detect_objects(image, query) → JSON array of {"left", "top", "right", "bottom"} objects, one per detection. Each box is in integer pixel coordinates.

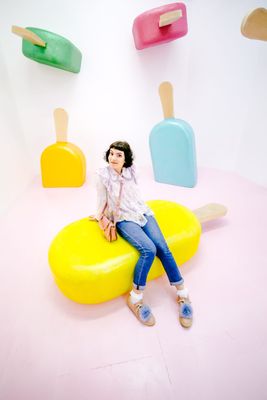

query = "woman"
[{"left": 95, "top": 141, "right": 193, "bottom": 327}]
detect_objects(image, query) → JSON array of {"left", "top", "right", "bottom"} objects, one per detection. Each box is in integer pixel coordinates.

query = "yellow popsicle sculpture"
[
  {"left": 41, "top": 108, "right": 86, "bottom": 187},
  {"left": 48, "top": 200, "right": 227, "bottom": 304}
]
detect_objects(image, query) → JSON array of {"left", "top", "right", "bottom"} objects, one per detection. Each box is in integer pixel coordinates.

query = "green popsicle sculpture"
[{"left": 12, "top": 25, "right": 82, "bottom": 73}]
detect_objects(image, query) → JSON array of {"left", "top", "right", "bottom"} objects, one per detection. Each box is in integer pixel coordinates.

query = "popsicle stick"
[
  {"left": 12, "top": 25, "right": 46, "bottom": 47},
  {"left": 159, "top": 81, "right": 174, "bottom": 119},
  {"left": 193, "top": 204, "right": 227, "bottom": 224},
  {"left": 54, "top": 108, "right": 68, "bottom": 143},
  {"left": 159, "top": 10, "right": 183, "bottom": 27}
]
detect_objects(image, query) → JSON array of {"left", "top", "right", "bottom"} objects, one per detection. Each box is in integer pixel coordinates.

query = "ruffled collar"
[{"left": 108, "top": 165, "right": 134, "bottom": 182}]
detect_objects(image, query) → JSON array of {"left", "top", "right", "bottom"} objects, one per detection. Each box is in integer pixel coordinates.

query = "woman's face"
[{"left": 108, "top": 147, "right": 125, "bottom": 174}]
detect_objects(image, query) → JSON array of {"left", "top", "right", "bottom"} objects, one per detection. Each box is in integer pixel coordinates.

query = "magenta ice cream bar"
[{"left": 132, "top": 3, "right": 188, "bottom": 50}]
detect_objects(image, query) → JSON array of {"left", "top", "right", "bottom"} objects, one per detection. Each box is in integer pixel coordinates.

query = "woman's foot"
[
  {"left": 177, "top": 288, "right": 193, "bottom": 328},
  {"left": 127, "top": 296, "right": 156, "bottom": 326}
]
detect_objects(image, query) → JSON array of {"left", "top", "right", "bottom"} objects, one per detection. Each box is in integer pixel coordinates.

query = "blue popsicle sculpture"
[{"left": 149, "top": 82, "right": 197, "bottom": 187}]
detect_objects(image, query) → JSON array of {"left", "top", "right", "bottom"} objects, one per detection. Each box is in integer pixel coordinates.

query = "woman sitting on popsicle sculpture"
[{"left": 93, "top": 141, "right": 193, "bottom": 327}]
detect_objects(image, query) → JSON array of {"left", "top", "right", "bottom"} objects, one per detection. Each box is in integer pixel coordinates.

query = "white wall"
[
  {"left": 0, "top": 44, "right": 33, "bottom": 215},
  {"left": 0, "top": 0, "right": 266, "bottom": 214}
]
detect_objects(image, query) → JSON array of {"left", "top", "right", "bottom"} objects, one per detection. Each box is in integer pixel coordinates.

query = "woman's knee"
[{"left": 141, "top": 243, "right": 157, "bottom": 258}]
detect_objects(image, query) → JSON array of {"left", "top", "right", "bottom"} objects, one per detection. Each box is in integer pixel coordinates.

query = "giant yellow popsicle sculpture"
[
  {"left": 41, "top": 108, "right": 86, "bottom": 187},
  {"left": 48, "top": 201, "right": 227, "bottom": 304}
]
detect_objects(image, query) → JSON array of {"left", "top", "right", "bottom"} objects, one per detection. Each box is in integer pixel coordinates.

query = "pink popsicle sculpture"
[{"left": 132, "top": 3, "right": 188, "bottom": 50}]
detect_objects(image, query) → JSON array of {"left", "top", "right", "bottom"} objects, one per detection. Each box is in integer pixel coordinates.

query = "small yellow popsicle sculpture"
[{"left": 41, "top": 108, "right": 86, "bottom": 187}]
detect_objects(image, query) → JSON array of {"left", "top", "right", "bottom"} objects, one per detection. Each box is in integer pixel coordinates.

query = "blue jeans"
[{"left": 116, "top": 215, "right": 184, "bottom": 290}]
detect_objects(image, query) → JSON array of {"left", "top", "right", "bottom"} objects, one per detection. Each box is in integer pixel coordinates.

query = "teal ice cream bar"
[
  {"left": 12, "top": 26, "right": 82, "bottom": 73},
  {"left": 149, "top": 82, "right": 197, "bottom": 187}
]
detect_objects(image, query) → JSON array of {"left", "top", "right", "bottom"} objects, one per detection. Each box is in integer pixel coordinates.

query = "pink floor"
[{"left": 0, "top": 167, "right": 267, "bottom": 400}]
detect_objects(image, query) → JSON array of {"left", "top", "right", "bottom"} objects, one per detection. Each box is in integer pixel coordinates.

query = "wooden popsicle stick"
[
  {"left": 54, "top": 108, "right": 68, "bottom": 143},
  {"left": 159, "top": 10, "right": 183, "bottom": 27},
  {"left": 193, "top": 204, "right": 227, "bottom": 224},
  {"left": 12, "top": 25, "right": 46, "bottom": 47},
  {"left": 159, "top": 81, "right": 174, "bottom": 119}
]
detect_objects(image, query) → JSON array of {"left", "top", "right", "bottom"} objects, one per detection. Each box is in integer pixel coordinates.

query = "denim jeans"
[{"left": 116, "top": 215, "right": 184, "bottom": 290}]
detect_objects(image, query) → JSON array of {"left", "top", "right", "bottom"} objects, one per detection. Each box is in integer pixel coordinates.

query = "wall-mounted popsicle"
[
  {"left": 132, "top": 3, "right": 188, "bottom": 50},
  {"left": 41, "top": 108, "right": 86, "bottom": 187},
  {"left": 12, "top": 26, "right": 82, "bottom": 73},
  {"left": 149, "top": 82, "right": 197, "bottom": 187},
  {"left": 241, "top": 8, "right": 267, "bottom": 41}
]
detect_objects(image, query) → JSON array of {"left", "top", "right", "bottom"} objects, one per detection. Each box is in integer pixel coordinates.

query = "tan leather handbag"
[
  {"left": 98, "top": 214, "right": 117, "bottom": 242},
  {"left": 97, "top": 182, "right": 123, "bottom": 242}
]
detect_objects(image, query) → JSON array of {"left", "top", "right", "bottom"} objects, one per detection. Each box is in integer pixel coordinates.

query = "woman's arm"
[{"left": 95, "top": 175, "right": 107, "bottom": 221}]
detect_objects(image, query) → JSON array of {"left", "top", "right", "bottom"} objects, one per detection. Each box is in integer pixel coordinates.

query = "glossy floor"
[{"left": 0, "top": 167, "right": 266, "bottom": 400}]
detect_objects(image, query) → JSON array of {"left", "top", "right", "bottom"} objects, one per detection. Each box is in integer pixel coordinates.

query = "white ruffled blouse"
[{"left": 95, "top": 165, "right": 153, "bottom": 227}]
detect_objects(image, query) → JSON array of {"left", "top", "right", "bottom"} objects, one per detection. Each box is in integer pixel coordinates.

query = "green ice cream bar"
[{"left": 12, "top": 26, "right": 82, "bottom": 73}]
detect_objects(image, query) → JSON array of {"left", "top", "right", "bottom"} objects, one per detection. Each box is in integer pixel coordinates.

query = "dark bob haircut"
[{"left": 105, "top": 141, "right": 134, "bottom": 168}]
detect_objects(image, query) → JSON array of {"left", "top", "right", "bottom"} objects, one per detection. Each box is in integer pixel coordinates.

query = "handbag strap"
[{"left": 101, "top": 181, "right": 123, "bottom": 224}]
